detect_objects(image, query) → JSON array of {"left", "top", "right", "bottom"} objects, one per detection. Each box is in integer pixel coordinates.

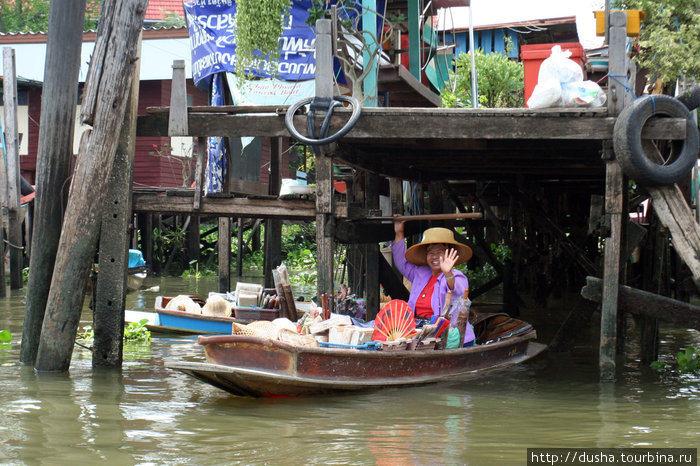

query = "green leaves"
[
  {"left": 615, "top": 0, "right": 700, "bottom": 85},
  {"left": 235, "top": 0, "right": 292, "bottom": 79},
  {"left": 441, "top": 47, "right": 524, "bottom": 108},
  {"left": 650, "top": 347, "right": 699, "bottom": 373},
  {"left": 676, "top": 347, "right": 699, "bottom": 373},
  {"left": 0, "top": 329, "right": 12, "bottom": 343},
  {"left": 124, "top": 319, "right": 151, "bottom": 342}
]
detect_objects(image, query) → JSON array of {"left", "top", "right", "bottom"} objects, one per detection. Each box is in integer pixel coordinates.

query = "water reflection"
[{"left": 2, "top": 278, "right": 700, "bottom": 464}]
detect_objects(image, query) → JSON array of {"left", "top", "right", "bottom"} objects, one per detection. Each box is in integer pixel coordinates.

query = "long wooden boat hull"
[{"left": 167, "top": 333, "right": 546, "bottom": 397}]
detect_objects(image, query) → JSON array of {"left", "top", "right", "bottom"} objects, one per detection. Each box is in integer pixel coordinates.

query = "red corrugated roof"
[{"left": 146, "top": 0, "right": 185, "bottom": 20}]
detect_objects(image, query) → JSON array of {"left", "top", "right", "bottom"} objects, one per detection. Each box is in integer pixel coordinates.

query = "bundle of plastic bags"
[{"left": 527, "top": 45, "right": 606, "bottom": 109}]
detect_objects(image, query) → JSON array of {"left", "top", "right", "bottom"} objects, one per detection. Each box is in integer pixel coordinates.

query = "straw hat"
[
  {"left": 165, "top": 295, "right": 202, "bottom": 314},
  {"left": 202, "top": 295, "right": 233, "bottom": 317},
  {"left": 405, "top": 227, "right": 472, "bottom": 266}
]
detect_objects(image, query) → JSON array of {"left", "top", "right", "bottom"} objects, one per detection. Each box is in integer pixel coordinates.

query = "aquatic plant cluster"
[{"left": 651, "top": 347, "right": 700, "bottom": 373}]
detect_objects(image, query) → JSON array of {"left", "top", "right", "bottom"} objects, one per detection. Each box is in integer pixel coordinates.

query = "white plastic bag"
[
  {"left": 561, "top": 80, "right": 607, "bottom": 107},
  {"left": 538, "top": 45, "right": 584, "bottom": 85},
  {"left": 527, "top": 78, "right": 562, "bottom": 109}
]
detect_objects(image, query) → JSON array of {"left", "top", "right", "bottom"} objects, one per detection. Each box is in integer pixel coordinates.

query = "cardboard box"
[{"left": 309, "top": 315, "right": 352, "bottom": 334}]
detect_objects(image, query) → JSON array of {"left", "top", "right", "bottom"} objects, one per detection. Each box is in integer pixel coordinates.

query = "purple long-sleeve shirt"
[{"left": 391, "top": 239, "right": 468, "bottom": 318}]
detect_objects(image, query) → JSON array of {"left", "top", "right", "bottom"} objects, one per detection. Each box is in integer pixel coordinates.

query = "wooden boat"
[
  {"left": 124, "top": 295, "right": 280, "bottom": 335},
  {"left": 166, "top": 313, "right": 547, "bottom": 397}
]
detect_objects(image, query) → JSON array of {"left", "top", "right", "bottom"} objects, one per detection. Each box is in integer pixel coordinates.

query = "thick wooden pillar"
[
  {"left": 19, "top": 0, "right": 87, "bottom": 364},
  {"left": 34, "top": 0, "right": 147, "bottom": 372},
  {"left": 315, "top": 19, "right": 335, "bottom": 302},
  {"left": 3, "top": 48, "right": 23, "bottom": 290},
  {"left": 599, "top": 11, "right": 628, "bottom": 381},
  {"left": 316, "top": 154, "right": 334, "bottom": 301},
  {"left": 264, "top": 138, "right": 283, "bottom": 288},
  {"left": 93, "top": 38, "right": 140, "bottom": 367},
  {"left": 601, "top": 149, "right": 624, "bottom": 380},
  {"left": 219, "top": 217, "right": 231, "bottom": 292}
]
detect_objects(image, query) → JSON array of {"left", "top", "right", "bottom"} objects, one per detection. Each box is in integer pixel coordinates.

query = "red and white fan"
[{"left": 372, "top": 299, "right": 417, "bottom": 341}]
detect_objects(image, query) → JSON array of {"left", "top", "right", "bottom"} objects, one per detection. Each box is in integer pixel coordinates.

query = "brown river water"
[{"left": 1, "top": 276, "right": 699, "bottom": 465}]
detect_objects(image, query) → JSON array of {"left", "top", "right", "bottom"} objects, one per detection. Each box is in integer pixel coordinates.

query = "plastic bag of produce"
[
  {"left": 538, "top": 45, "right": 584, "bottom": 84},
  {"left": 561, "top": 80, "right": 607, "bottom": 107}
]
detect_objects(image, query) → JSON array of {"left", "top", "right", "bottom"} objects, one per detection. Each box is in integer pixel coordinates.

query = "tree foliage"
[
  {"left": 614, "top": 0, "right": 700, "bottom": 85},
  {"left": 441, "top": 46, "right": 524, "bottom": 108},
  {"left": 0, "top": 0, "right": 101, "bottom": 33}
]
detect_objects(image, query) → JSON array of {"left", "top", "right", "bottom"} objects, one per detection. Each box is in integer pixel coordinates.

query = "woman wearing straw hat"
[{"left": 392, "top": 221, "right": 472, "bottom": 320}]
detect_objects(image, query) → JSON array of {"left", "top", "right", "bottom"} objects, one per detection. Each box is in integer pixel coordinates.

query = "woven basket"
[{"left": 232, "top": 321, "right": 280, "bottom": 340}]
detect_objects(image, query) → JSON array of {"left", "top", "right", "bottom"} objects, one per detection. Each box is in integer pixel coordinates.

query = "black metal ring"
[{"left": 285, "top": 95, "right": 362, "bottom": 145}]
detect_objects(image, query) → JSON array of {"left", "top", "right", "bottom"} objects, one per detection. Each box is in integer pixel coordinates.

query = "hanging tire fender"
[
  {"left": 677, "top": 86, "right": 700, "bottom": 111},
  {"left": 612, "top": 94, "right": 699, "bottom": 186}
]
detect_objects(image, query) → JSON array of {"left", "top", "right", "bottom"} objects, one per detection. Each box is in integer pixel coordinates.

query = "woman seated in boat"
[{"left": 392, "top": 221, "right": 471, "bottom": 322}]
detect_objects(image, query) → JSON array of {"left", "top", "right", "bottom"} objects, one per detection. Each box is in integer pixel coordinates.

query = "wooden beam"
[
  {"left": 358, "top": 212, "right": 483, "bottom": 222},
  {"left": 132, "top": 191, "right": 331, "bottom": 219},
  {"left": 648, "top": 184, "right": 700, "bottom": 291},
  {"left": 137, "top": 109, "right": 685, "bottom": 140},
  {"left": 582, "top": 276, "right": 700, "bottom": 330}
]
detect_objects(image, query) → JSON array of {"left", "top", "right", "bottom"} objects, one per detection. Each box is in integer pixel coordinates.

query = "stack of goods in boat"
[{"left": 227, "top": 293, "right": 495, "bottom": 352}]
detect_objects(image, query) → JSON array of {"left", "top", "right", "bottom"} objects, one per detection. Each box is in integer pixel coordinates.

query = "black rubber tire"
[
  {"left": 20, "top": 175, "right": 34, "bottom": 196},
  {"left": 613, "top": 94, "right": 699, "bottom": 186},
  {"left": 677, "top": 86, "right": 700, "bottom": 111},
  {"left": 285, "top": 95, "right": 361, "bottom": 146}
]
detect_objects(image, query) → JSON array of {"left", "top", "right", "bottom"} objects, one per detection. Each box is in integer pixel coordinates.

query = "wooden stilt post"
[
  {"left": 218, "top": 217, "right": 231, "bottom": 292},
  {"left": 600, "top": 10, "right": 628, "bottom": 381},
  {"left": 315, "top": 19, "right": 335, "bottom": 303},
  {"left": 365, "top": 172, "right": 380, "bottom": 319},
  {"left": 0, "top": 88, "right": 6, "bottom": 298},
  {"left": 389, "top": 178, "right": 403, "bottom": 215},
  {"left": 3, "top": 47, "right": 24, "bottom": 290},
  {"left": 20, "top": 1, "right": 87, "bottom": 364},
  {"left": 236, "top": 218, "right": 244, "bottom": 276},
  {"left": 34, "top": 0, "right": 148, "bottom": 373},
  {"left": 93, "top": 33, "right": 141, "bottom": 367},
  {"left": 349, "top": 171, "right": 366, "bottom": 298},
  {"left": 264, "top": 137, "right": 282, "bottom": 289},
  {"left": 142, "top": 214, "right": 154, "bottom": 271},
  {"left": 187, "top": 215, "right": 200, "bottom": 265}
]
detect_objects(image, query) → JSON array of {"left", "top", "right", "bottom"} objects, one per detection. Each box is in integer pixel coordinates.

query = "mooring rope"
[{"left": 3, "top": 239, "right": 24, "bottom": 251}]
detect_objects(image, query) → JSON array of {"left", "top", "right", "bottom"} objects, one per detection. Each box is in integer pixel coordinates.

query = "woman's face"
[{"left": 426, "top": 243, "right": 448, "bottom": 274}]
